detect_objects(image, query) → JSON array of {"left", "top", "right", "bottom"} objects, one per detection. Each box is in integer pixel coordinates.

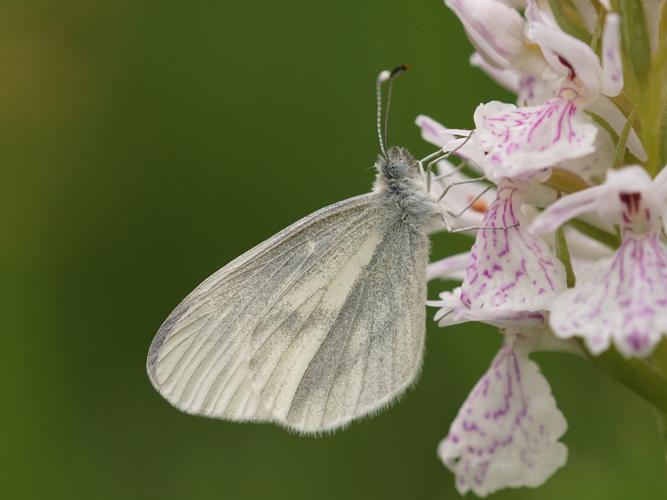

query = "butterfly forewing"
[{"left": 148, "top": 192, "right": 429, "bottom": 433}]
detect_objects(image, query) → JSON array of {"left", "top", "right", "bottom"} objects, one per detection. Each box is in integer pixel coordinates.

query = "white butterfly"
[{"left": 147, "top": 67, "right": 468, "bottom": 433}]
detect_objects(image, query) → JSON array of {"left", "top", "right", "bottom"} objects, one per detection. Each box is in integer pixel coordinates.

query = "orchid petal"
[
  {"left": 439, "top": 339, "right": 568, "bottom": 497},
  {"left": 558, "top": 125, "right": 614, "bottom": 182},
  {"left": 550, "top": 234, "right": 667, "bottom": 357},
  {"left": 445, "top": 0, "right": 526, "bottom": 69},
  {"left": 428, "top": 252, "right": 471, "bottom": 282},
  {"left": 442, "top": 128, "right": 475, "bottom": 137},
  {"left": 535, "top": 165, "right": 658, "bottom": 229},
  {"left": 586, "top": 96, "right": 648, "bottom": 161},
  {"left": 525, "top": 0, "right": 558, "bottom": 28},
  {"left": 429, "top": 290, "right": 579, "bottom": 354},
  {"left": 415, "top": 115, "right": 485, "bottom": 170},
  {"left": 470, "top": 52, "right": 521, "bottom": 94},
  {"left": 524, "top": 0, "right": 541, "bottom": 24},
  {"left": 529, "top": 185, "right": 605, "bottom": 234},
  {"left": 416, "top": 114, "right": 454, "bottom": 148},
  {"left": 654, "top": 164, "right": 667, "bottom": 201},
  {"left": 528, "top": 22, "right": 602, "bottom": 95},
  {"left": 655, "top": 164, "right": 667, "bottom": 187},
  {"left": 603, "top": 165, "right": 654, "bottom": 190},
  {"left": 474, "top": 95, "right": 598, "bottom": 181},
  {"left": 512, "top": 49, "right": 564, "bottom": 105},
  {"left": 442, "top": 136, "right": 487, "bottom": 170},
  {"left": 470, "top": 49, "right": 562, "bottom": 106},
  {"left": 600, "top": 13, "right": 623, "bottom": 97},
  {"left": 429, "top": 289, "right": 463, "bottom": 323},
  {"left": 430, "top": 289, "right": 547, "bottom": 328},
  {"left": 595, "top": 166, "right": 654, "bottom": 221},
  {"left": 461, "top": 179, "right": 567, "bottom": 310},
  {"left": 448, "top": 307, "right": 546, "bottom": 328}
]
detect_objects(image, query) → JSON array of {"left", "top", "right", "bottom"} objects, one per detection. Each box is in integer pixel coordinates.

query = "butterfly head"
[{"left": 378, "top": 146, "right": 419, "bottom": 181}]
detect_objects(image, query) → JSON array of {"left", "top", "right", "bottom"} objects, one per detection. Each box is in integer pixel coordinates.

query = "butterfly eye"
[{"left": 385, "top": 160, "right": 409, "bottom": 179}]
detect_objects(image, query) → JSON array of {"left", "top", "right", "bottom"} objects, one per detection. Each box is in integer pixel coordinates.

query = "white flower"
[
  {"left": 530, "top": 166, "right": 667, "bottom": 357},
  {"left": 525, "top": 3, "right": 623, "bottom": 100},
  {"left": 473, "top": 11, "right": 632, "bottom": 179},
  {"left": 472, "top": 89, "right": 599, "bottom": 182},
  {"left": 427, "top": 252, "right": 471, "bottom": 282},
  {"left": 417, "top": 110, "right": 614, "bottom": 186},
  {"left": 469, "top": 52, "right": 559, "bottom": 107},
  {"left": 445, "top": 0, "right": 525, "bottom": 70},
  {"left": 439, "top": 336, "right": 568, "bottom": 497},
  {"left": 445, "top": 0, "right": 560, "bottom": 106},
  {"left": 426, "top": 294, "right": 569, "bottom": 497},
  {"left": 460, "top": 178, "right": 566, "bottom": 310},
  {"left": 416, "top": 115, "right": 487, "bottom": 169},
  {"left": 430, "top": 287, "right": 547, "bottom": 328},
  {"left": 555, "top": 126, "right": 615, "bottom": 183},
  {"left": 446, "top": 0, "right": 647, "bottom": 182}
]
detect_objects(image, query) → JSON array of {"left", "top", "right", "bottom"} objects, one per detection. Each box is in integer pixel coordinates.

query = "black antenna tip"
[{"left": 390, "top": 64, "right": 411, "bottom": 77}]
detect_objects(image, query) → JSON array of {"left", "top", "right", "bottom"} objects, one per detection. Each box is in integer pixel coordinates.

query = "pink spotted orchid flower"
[
  {"left": 531, "top": 166, "right": 667, "bottom": 357},
  {"left": 441, "top": 0, "right": 646, "bottom": 183},
  {"left": 427, "top": 290, "right": 573, "bottom": 496}
]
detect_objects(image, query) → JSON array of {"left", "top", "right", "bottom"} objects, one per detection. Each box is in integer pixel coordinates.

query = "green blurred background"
[{"left": 4, "top": 1, "right": 666, "bottom": 498}]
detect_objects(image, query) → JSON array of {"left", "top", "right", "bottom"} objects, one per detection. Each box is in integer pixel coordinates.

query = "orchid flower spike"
[
  {"left": 434, "top": 0, "right": 646, "bottom": 184},
  {"left": 531, "top": 167, "right": 667, "bottom": 357},
  {"left": 417, "top": 0, "right": 667, "bottom": 495}
]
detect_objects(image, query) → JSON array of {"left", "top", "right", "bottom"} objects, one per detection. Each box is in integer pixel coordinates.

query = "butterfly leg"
[
  {"left": 418, "top": 149, "right": 445, "bottom": 188},
  {"left": 439, "top": 183, "right": 518, "bottom": 233},
  {"left": 436, "top": 177, "right": 486, "bottom": 204},
  {"left": 441, "top": 214, "right": 518, "bottom": 233},
  {"left": 425, "top": 154, "right": 451, "bottom": 193},
  {"left": 420, "top": 131, "right": 474, "bottom": 194},
  {"left": 432, "top": 159, "right": 469, "bottom": 183},
  {"left": 444, "top": 184, "right": 494, "bottom": 220}
]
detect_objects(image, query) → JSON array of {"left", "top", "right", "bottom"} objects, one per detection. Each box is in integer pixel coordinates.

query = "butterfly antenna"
[{"left": 376, "top": 64, "right": 411, "bottom": 157}]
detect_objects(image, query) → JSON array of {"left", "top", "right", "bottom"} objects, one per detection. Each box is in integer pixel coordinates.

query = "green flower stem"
[
  {"left": 555, "top": 217, "right": 576, "bottom": 288},
  {"left": 660, "top": 100, "right": 667, "bottom": 167},
  {"left": 650, "top": 340, "right": 667, "bottom": 378},
  {"left": 549, "top": 0, "right": 591, "bottom": 43},
  {"left": 589, "top": 3, "right": 606, "bottom": 53},
  {"left": 656, "top": 410, "right": 667, "bottom": 462},
  {"left": 585, "top": 339, "right": 667, "bottom": 463},
  {"left": 545, "top": 167, "right": 591, "bottom": 193},
  {"left": 656, "top": 37, "right": 667, "bottom": 170},
  {"left": 617, "top": 0, "right": 652, "bottom": 84},
  {"left": 581, "top": 341, "right": 667, "bottom": 416},
  {"left": 567, "top": 218, "right": 620, "bottom": 250},
  {"left": 613, "top": 109, "right": 636, "bottom": 168},
  {"left": 636, "top": 71, "right": 664, "bottom": 177},
  {"left": 543, "top": 169, "right": 621, "bottom": 250}
]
